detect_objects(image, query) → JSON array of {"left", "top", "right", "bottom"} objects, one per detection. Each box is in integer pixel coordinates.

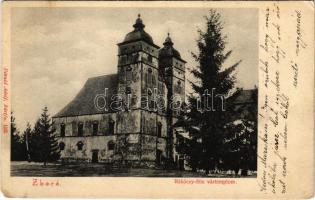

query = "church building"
[{"left": 52, "top": 15, "right": 186, "bottom": 168}]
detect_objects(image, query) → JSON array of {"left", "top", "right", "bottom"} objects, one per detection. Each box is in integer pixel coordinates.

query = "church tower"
[
  {"left": 115, "top": 15, "right": 167, "bottom": 167},
  {"left": 159, "top": 33, "right": 186, "bottom": 163}
]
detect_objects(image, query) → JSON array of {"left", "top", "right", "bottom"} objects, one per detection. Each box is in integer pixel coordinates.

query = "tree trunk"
[{"left": 241, "top": 169, "right": 248, "bottom": 176}]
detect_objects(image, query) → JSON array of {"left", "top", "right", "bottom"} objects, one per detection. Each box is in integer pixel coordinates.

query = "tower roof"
[
  {"left": 159, "top": 33, "right": 186, "bottom": 63},
  {"left": 120, "top": 14, "right": 157, "bottom": 47}
]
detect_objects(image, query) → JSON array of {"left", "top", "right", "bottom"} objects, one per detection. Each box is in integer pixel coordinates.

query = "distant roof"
[
  {"left": 53, "top": 74, "right": 118, "bottom": 118},
  {"left": 228, "top": 89, "right": 258, "bottom": 104}
]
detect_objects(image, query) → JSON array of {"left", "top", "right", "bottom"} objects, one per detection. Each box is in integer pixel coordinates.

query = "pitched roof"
[
  {"left": 228, "top": 89, "right": 258, "bottom": 104},
  {"left": 53, "top": 74, "right": 118, "bottom": 118}
]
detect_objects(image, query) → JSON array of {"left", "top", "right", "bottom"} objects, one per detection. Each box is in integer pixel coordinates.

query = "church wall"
[
  {"left": 156, "top": 114, "right": 167, "bottom": 138},
  {"left": 118, "top": 41, "right": 159, "bottom": 59},
  {"left": 140, "top": 135, "right": 157, "bottom": 161},
  {"left": 58, "top": 135, "right": 116, "bottom": 163},
  {"left": 140, "top": 111, "right": 168, "bottom": 160},
  {"left": 172, "top": 58, "right": 185, "bottom": 72},
  {"left": 116, "top": 110, "right": 141, "bottom": 134},
  {"left": 53, "top": 113, "right": 118, "bottom": 137},
  {"left": 52, "top": 113, "right": 118, "bottom": 163}
]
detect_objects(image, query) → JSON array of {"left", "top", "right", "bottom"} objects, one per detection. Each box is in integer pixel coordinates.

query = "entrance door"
[
  {"left": 92, "top": 150, "right": 99, "bottom": 163},
  {"left": 179, "top": 158, "right": 184, "bottom": 171},
  {"left": 156, "top": 150, "right": 162, "bottom": 165}
]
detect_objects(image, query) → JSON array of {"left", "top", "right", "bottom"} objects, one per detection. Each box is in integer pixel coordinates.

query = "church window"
[
  {"left": 92, "top": 122, "right": 98, "bottom": 136},
  {"left": 157, "top": 122, "right": 162, "bottom": 137},
  {"left": 78, "top": 122, "right": 84, "bottom": 137},
  {"left": 59, "top": 142, "right": 65, "bottom": 150},
  {"left": 60, "top": 123, "right": 65, "bottom": 137},
  {"left": 126, "top": 86, "right": 131, "bottom": 94},
  {"left": 148, "top": 68, "right": 152, "bottom": 86},
  {"left": 150, "top": 99, "right": 155, "bottom": 110},
  {"left": 147, "top": 89, "right": 152, "bottom": 96},
  {"left": 176, "top": 81, "right": 182, "bottom": 93},
  {"left": 108, "top": 141, "right": 115, "bottom": 150},
  {"left": 126, "top": 66, "right": 132, "bottom": 81},
  {"left": 77, "top": 141, "right": 84, "bottom": 150},
  {"left": 148, "top": 55, "right": 153, "bottom": 63},
  {"left": 108, "top": 120, "right": 115, "bottom": 135}
]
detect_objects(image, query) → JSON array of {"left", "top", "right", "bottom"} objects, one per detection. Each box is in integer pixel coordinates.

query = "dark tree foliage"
[
  {"left": 175, "top": 9, "right": 241, "bottom": 174},
  {"left": 221, "top": 89, "right": 258, "bottom": 175},
  {"left": 221, "top": 119, "right": 257, "bottom": 176},
  {"left": 11, "top": 112, "right": 27, "bottom": 161},
  {"left": 29, "top": 107, "right": 60, "bottom": 165}
]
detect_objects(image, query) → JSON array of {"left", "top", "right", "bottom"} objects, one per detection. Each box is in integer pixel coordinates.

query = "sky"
[{"left": 11, "top": 7, "right": 258, "bottom": 130}]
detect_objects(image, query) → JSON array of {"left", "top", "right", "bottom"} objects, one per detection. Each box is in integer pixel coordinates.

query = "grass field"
[
  {"left": 11, "top": 161, "right": 204, "bottom": 177},
  {"left": 11, "top": 161, "right": 256, "bottom": 177}
]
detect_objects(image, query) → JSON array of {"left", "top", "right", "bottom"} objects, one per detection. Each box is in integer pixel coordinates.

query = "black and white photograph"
[{"left": 10, "top": 7, "right": 258, "bottom": 177}]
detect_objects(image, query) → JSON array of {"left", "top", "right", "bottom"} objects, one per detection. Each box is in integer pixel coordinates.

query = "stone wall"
[
  {"left": 53, "top": 113, "right": 117, "bottom": 137},
  {"left": 58, "top": 135, "right": 116, "bottom": 163}
]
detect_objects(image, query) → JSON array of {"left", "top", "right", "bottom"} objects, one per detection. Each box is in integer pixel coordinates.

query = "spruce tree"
[
  {"left": 11, "top": 112, "right": 23, "bottom": 161},
  {"left": 30, "top": 107, "right": 60, "bottom": 165},
  {"left": 177, "top": 9, "right": 241, "bottom": 174}
]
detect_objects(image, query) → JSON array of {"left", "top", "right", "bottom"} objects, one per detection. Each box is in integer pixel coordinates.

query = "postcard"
[{"left": 1, "top": 1, "right": 314, "bottom": 198}]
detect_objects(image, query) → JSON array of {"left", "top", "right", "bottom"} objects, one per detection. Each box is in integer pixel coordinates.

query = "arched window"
[
  {"left": 126, "top": 86, "right": 131, "bottom": 94},
  {"left": 108, "top": 120, "right": 115, "bottom": 135},
  {"left": 59, "top": 142, "right": 65, "bottom": 150},
  {"left": 92, "top": 122, "right": 98, "bottom": 136},
  {"left": 60, "top": 123, "right": 65, "bottom": 137},
  {"left": 148, "top": 68, "right": 152, "bottom": 86},
  {"left": 108, "top": 141, "right": 115, "bottom": 151},
  {"left": 147, "top": 89, "right": 152, "bottom": 96},
  {"left": 157, "top": 122, "right": 162, "bottom": 137},
  {"left": 148, "top": 55, "right": 153, "bottom": 63},
  {"left": 126, "top": 66, "right": 132, "bottom": 82},
  {"left": 77, "top": 141, "right": 84, "bottom": 150},
  {"left": 78, "top": 122, "right": 84, "bottom": 136}
]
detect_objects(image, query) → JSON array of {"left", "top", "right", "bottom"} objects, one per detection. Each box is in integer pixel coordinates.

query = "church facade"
[{"left": 52, "top": 15, "right": 186, "bottom": 168}]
